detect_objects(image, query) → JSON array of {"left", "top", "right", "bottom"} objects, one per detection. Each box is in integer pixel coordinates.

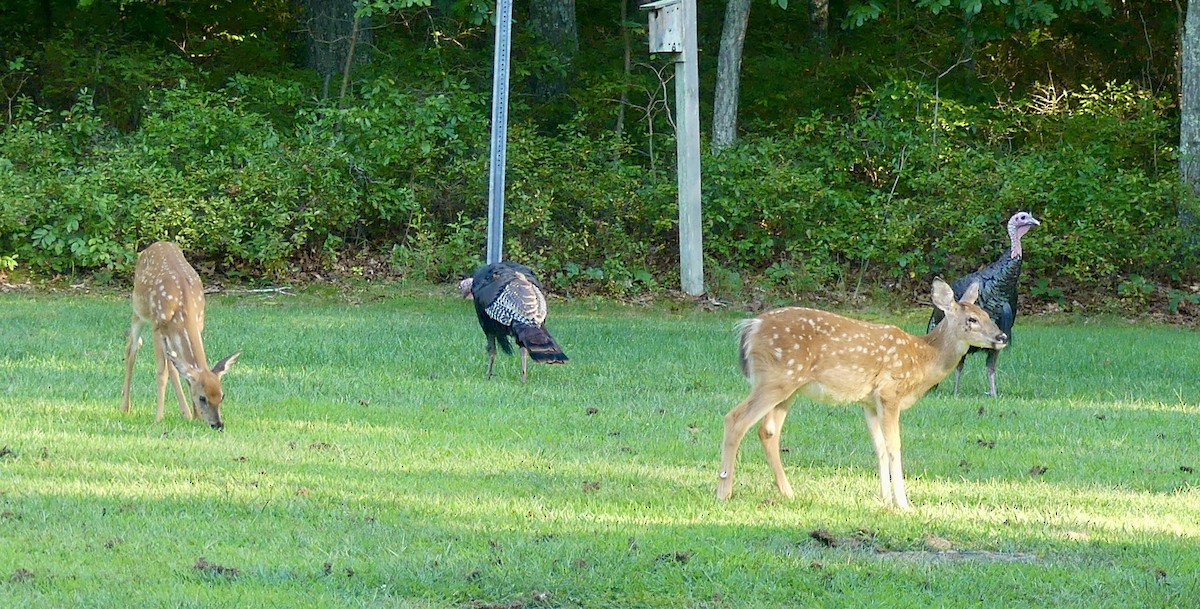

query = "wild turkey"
[
  {"left": 928, "top": 211, "right": 1041, "bottom": 396},
  {"left": 459, "top": 261, "right": 568, "bottom": 382}
]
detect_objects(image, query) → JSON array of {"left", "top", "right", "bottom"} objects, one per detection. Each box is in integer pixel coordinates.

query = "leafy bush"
[{"left": 0, "top": 71, "right": 1192, "bottom": 305}]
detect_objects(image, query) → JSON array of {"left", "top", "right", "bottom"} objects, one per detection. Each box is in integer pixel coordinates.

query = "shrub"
[{"left": 0, "top": 72, "right": 1192, "bottom": 304}]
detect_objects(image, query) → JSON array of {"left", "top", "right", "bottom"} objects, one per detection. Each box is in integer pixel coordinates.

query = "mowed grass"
[{"left": 0, "top": 285, "right": 1197, "bottom": 608}]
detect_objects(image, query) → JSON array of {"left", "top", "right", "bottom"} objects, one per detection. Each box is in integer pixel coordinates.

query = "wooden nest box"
[{"left": 641, "top": 0, "right": 683, "bottom": 54}]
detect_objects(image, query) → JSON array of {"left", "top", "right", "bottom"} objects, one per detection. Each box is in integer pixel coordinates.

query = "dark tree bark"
[
  {"left": 1181, "top": 0, "right": 1200, "bottom": 231},
  {"left": 528, "top": 0, "right": 579, "bottom": 102},
  {"left": 298, "top": 0, "right": 371, "bottom": 99},
  {"left": 712, "top": 0, "right": 751, "bottom": 153},
  {"left": 616, "top": 0, "right": 633, "bottom": 139},
  {"left": 809, "top": 0, "right": 828, "bottom": 53}
]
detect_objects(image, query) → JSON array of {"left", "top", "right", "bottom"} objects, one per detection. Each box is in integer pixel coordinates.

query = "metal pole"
[
  {"left": 676, "top": 0, "right": 704, "bottom": 295},
  {"left": 486, "top": 0, "right": 515, "bottom": 265}
]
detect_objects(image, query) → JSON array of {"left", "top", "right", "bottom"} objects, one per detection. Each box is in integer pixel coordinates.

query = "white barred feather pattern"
[{"left": 484, "top": 272, "right": 546, "bottom": 327}]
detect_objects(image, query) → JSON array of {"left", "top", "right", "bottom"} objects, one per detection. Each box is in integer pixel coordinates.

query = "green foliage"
[
  {"left": 1117, "top": 274, "right": 1155, "bottom": 307},
  {"left": 35, "top": 35, "right": 196, "bottom": 131},
  {"left": 0, "top": 79, "right": 394, "bottom": 276},
  {"left": 1167, "top": 288, "right": 1200, "bottom": 314},
  {"left": 494, "top": 124, "right": 672, "bottom": 295},
  {"left": 0, "top": 0, "right": 1193, "bottom": 306},
  {"left": 0, "top": 68, "right": 1191, "bottom": 300},
  {"left": 1029, "top": 278, "right": 1065, "bottom": 305},
  {"left": 845, "top": 0, "right": 1114, "bottom": 30}
]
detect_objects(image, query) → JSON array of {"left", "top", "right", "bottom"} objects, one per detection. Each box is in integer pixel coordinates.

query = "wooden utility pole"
[
  {"left": 643, "top": 0, "right": 704, "bottom": 295},
  {"left": 676, "top": 0, "right": 703, "bottom": 295}
]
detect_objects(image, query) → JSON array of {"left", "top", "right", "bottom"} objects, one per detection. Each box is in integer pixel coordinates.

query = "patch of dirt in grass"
[
  {"left": 469, "top": 595, "right": 551, "bottom": 609},
  {"left": 809, "top": 528, "right": 838, "bottom": 547},
  {"left": 468, "top": 601, "right": 524, "bottom": 609},
  {"left": 194, "top": 557, "right": 240, "bottom": 579},
  {"left": 0, "top": 446, "right": 15, "bottom": 459},
  {"left": 923, "top": 533, "right": 953, "bottom": 551},
  {"left": 806, "top": 528, "right": 1040, "bottom": 564},
  {"left": 883, "top": 549, "right": 1040, "bottom": 563},
  {"left": 9, "top": 568, "right": 34, "bottom": 583},
  {"left": 655, "top": 550, "right": 692, "bottom": 564},
  {"left": 809, "top": 528, "right": 876, "bottom": 549}
]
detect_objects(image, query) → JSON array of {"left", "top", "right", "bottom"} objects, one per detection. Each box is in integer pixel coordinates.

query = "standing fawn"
[
  {"left": 716, "top": 278, "right": 1007, "bottom": 510},
  {"left": 120, "top": 242, "right": 240, "bottom": 430}
]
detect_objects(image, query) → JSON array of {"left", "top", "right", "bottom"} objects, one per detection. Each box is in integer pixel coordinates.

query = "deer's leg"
[
  {"left": 758, "top": 399, "right": 796, "bottom": 499},
  {"left": 151, "top": 331, "right": 172, "bottom": 422},
  {"left": 985, "top": 348, "right": 1000, "bottom": 398},
  {"left": 159, "top": 335, "right": 193, "bottom": 419},
  {"left": 121, "top": 316, "right": 144, "bottom": 414},
  {"left": 169, "top": 363, "right": 192, "bottom": 419},
  {"left": 879, "top": 401, "right": 910, "bottom": 511},
  {"left": 862, "top": 401, "right": 892, "bottom": 507},
  {"left": 718, "top": 382, "right": 796, "bottom": 501}
]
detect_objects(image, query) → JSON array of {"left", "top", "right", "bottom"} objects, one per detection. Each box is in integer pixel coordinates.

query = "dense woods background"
[{"left": 0, "top": 0, "right": 1196, "bottom": 313}]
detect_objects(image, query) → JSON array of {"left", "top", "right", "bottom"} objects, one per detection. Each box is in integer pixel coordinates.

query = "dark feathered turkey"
[
  {"left": 459, "top": 261, "right": 568, "bottom": 382},
  {"left": 928, "top": 211, "right": 1040, "bottom": 396}
]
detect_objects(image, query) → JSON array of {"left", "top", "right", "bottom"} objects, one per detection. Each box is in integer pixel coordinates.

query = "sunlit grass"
[{"left": 0, "top": 286, "right": 1196, "bottom": 607}]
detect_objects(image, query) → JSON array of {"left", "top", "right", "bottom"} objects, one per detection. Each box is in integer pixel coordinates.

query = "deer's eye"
[
  {"left": 966, "top": 316, "right": 979, "bottom": 325},
  {"left": 198, "top": 395, "right": 208, "bottom": 406}
]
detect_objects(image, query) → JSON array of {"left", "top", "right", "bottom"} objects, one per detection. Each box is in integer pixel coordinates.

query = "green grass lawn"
[{"left": 0, "top": 285, "right": 1197, "bottom": 608}]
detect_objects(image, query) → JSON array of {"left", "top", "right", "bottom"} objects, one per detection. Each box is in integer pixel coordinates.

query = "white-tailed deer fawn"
[
  {"left": 716, "top": 278, "right": 1007, "bottom": 510},
  {"left": 120, "top": 242, "right": 240, "bottom": 430}
]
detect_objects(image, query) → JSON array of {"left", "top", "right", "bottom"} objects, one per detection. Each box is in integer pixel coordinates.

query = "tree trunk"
[
  {"left": 960, "top": 12, "right": 978, "bottom": 76},
  {"left": 712, "top": 0, "right": 752, "bottom": 153},
  {"left": 299, "top": 0, "right": 371, "bottom": 99},
  {"left": 616, "top": 0, "right": 633, "bottom": 141},
  {"left": 809, "top": 0, "right": 828, "bottom": 53},
  {"left": 528, "top": 0, "right": 579, "bottom": 102},
  {"left": 1181, "top": 0, "right": 1200, "bottom": 231}
]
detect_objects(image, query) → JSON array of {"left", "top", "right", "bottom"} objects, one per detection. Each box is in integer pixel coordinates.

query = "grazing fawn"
[
  {"left": 716, "top": 278, "right": 1007, "bottom": 510},
  {"left": 120, "top": 242, "right": 240, "bottom": 430}
]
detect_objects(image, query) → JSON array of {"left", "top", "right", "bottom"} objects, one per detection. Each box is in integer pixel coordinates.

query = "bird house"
[{"left": 641, "top": 0, "right": 683, "bottom": 54}]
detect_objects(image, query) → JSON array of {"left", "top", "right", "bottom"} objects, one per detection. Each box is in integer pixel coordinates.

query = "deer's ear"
[
  {"left": 931, "top": 278, "right": 956, "bottom": 312},
  {"left": 959, "top": 280, "right": 981, "bottom": 305},
  {"left": 212, "top": 351, "right": 240, "bottom": 377},
  {"left": 162, "top": 340, "right": 200, "bottom": 382}
]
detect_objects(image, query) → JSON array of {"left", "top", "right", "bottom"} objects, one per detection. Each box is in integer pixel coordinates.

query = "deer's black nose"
[{"left": 211, "top": 422, "right": 224, "bottom": 431}]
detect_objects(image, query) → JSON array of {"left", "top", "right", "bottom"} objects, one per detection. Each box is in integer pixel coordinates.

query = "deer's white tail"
[{"left": 735, "top": 318, "right": 762, "bottom": 381}]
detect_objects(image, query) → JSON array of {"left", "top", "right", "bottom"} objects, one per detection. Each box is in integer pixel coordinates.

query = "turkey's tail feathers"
[{"left": 514, "top": 324, "right": 568, "bottom": 363}]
